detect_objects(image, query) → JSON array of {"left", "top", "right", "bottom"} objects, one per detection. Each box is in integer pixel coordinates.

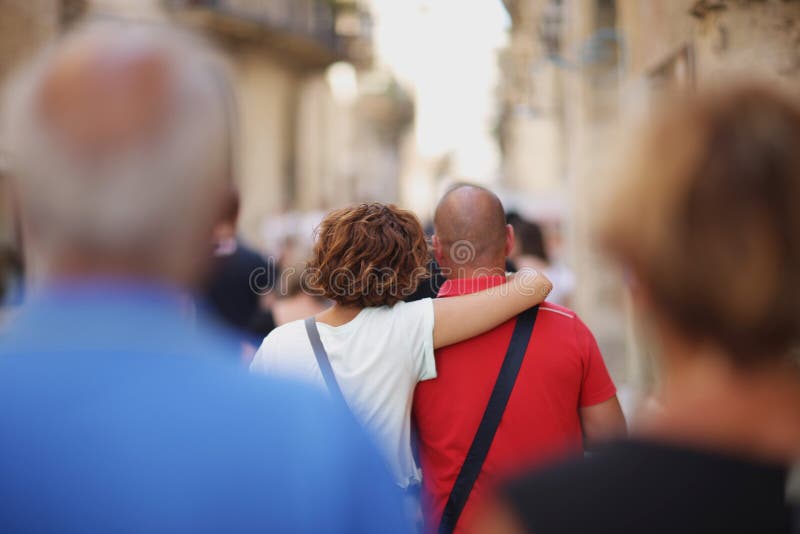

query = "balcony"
[{"left": 168, "top": 0, "right": 372, "bottom": 69}]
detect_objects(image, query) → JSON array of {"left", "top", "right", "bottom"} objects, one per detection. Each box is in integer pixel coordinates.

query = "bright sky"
[{"left": 369, "top": 0, "right": 510, "bottom": 180}]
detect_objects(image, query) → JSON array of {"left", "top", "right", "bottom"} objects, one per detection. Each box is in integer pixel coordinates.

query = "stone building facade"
[
  {"left": 0, "top": 0, "right": 412, "bottom": 254},
  {"left": 500, "top": 0, "right": 800, "bottom": 391},
  {"left": 169, "top": 0, "right": 411, "bottom": 251},
  {"left": 0, "top": 0, "right": 63, "bottom": 263}
]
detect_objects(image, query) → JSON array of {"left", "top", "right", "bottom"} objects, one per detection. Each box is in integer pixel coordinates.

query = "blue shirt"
[{"left": 0, "top": 280, "right": 408, "bottom": 533}]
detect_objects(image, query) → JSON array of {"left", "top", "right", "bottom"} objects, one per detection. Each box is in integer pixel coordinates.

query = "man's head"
[
  {"left": 1, "top": 19, "right": 234, "bottom": 287},
  {"left": 432, "top": 184, "right": 513, "bottom": 279}
]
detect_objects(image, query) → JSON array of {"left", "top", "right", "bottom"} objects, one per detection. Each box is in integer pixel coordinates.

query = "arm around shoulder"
[{"left": 432, "top": 269, "right": 552, "bottom": 349}]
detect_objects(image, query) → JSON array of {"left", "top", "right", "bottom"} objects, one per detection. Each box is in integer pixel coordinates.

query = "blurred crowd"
[{"left": 0, "top": 15, "right": 798, "bottom": 534}]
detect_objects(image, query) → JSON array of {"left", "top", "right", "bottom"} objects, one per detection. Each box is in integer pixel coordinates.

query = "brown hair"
[
  {"left": 601, "top": 84, "right": 800, "bottom": 365},
  {"left": 306, "top": 202, "right": 430, "bottom": 307}
]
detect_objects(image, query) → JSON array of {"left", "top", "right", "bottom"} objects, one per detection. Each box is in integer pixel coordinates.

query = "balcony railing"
[{"left": 169, "top": 0, "right": 371, "bottom": 67}]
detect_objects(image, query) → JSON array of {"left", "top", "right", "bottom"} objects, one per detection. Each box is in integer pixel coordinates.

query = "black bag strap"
[
  {"left": 304, "top": 317, "right": 348, "bottom": 407},
  {"left": 438, "top": 305, "right": 540, "bottom": 534}
]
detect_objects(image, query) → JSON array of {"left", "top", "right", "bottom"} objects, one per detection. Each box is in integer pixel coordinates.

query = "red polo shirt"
[{"left": 412, "top": 276, "right": 617, "bottom": 533}]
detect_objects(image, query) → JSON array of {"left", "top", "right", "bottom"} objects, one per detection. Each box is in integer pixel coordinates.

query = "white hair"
[{"left": 1, "top": 18, "right": 235, "bottom": 279}]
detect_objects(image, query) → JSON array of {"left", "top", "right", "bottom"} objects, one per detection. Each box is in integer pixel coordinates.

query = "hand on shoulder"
[{"left": 508, "top": 268, "right": 553, "bottom": 300}]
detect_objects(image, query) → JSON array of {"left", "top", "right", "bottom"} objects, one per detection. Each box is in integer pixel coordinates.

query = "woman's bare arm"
[{"left": 432, "top": 269, "right": 552, "bottom": 349}]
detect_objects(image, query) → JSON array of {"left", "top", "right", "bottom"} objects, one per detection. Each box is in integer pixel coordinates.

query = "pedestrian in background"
[
  {"left": 0, "top": 19, "right": 408, "bottom": 533},
  {"left": 509, "top": 216, "right": 575, "bottom": 307},
  {"left": 204, "top": 187, "right": 276, "bottom": 361}
]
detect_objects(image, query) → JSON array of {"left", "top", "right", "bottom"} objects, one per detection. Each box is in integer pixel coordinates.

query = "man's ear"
[
  {"left": 504, "top": 224, "right": 515, "bottom": 258},
  {"left": 432, "top": 234, "right": 444, "bottom": 265}
]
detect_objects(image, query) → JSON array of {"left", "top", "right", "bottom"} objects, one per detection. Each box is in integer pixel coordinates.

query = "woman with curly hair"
[{"left": 251, "top": 202, "right": 552, "bottom": 490}]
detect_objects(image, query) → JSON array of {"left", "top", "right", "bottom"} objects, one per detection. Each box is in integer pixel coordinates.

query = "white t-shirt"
[{"left": 250, "top": 298, "right": 436, "bottom": 488}]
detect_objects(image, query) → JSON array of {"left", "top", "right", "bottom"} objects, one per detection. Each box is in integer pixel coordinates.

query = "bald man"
[
  {"left": 0, "top": 19, "right": 407, "bottom": 533},
  {"left": 413, "top": 185, "right": 625, "bottom": 533}
]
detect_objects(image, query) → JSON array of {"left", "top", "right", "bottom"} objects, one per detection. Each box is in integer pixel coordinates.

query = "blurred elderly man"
[{"left": 0, "top": 19, "right": 407, "bottom": 533}]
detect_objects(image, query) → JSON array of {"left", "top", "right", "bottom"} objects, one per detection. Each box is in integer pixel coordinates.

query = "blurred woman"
[
  {"left": 269, "top": 261, "right": 330, "bottom": 326},
  {"left": 479, "top": 86, "right": 800, "bottom": 533},
  {"left": 251, "top": 202, "right": 551, "bottom": 491},
  {"left": 511, "top": 219, "right": 575, "bottom": 307}
]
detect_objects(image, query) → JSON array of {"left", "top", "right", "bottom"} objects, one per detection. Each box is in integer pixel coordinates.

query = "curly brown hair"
[{"left": 306, "top": 203, "right": 430, "bottom": 307}]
